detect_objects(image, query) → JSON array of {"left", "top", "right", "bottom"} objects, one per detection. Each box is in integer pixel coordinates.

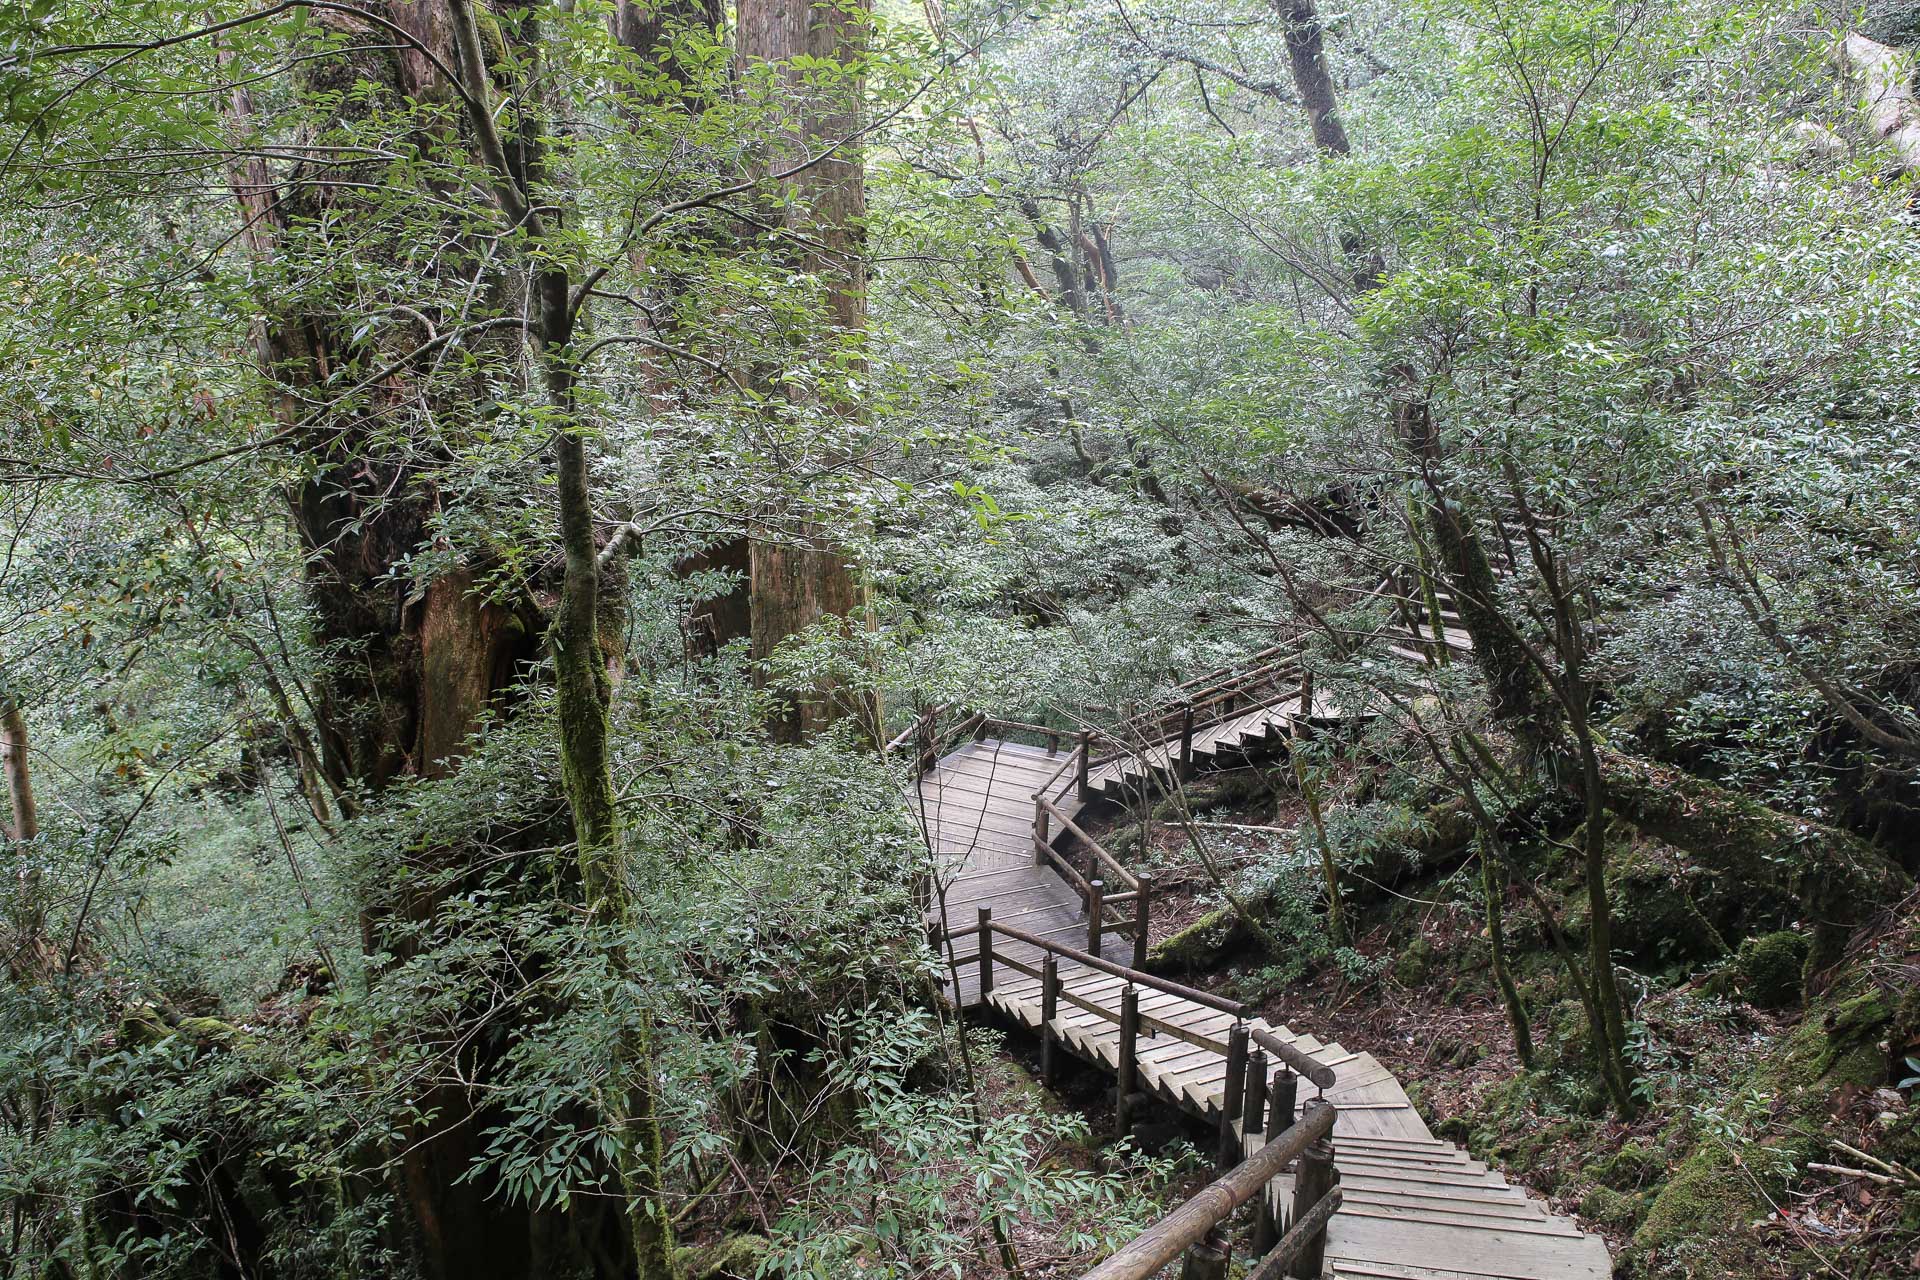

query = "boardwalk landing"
[{"left": 914, "top": 737, "right": 1610, "bottom": 1280}]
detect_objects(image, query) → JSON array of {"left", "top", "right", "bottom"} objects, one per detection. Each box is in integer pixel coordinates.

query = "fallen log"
[{"left": 1600, "top": 749, "right": 1911, "bottom": 976}]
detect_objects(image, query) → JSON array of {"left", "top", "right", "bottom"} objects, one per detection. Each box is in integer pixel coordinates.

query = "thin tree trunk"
[
  {"left": 1292, "top": 755, "right": 1346, "bottom": 947},
  {"left": 1, "top": 699, "right": 35, "bottom": 843},
  {"left": 443, "top": 2, "right": 677, "bottom": 1270},
  {"left": 1479, "top": 843, "right": 1534, "bottom": 1069}
]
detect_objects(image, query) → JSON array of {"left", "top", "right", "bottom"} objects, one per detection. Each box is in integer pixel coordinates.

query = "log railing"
[
  {"left": 942, "top": 924, "right": 1344, "bottom": 1280},
  {"left": 1030, "top": 771, "right": 1148, "bottom": 965},
  {"left": 949, "top": 916, "right": 1244, "bottom": 1036},
  {"left": 1094, "top": 640, "right": 1317, "bottom": 782},
  {"left": 886, "top": 705, "right": 1089, "bottom": 783},
  {"left": 1082, "top": 1097, "right": 1342, "bottom": 1280}
]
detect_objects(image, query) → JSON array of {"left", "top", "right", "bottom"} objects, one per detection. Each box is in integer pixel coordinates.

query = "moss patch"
[
  {"left": 1628, "top": 975, "right": 1896, "bottom": 1272},
  {"left": 676, "top": 1234, "right": 770, "bottom": 1280},
  {"left": 1735, "top": 931, "right": 1810, "bottom": 1010}
]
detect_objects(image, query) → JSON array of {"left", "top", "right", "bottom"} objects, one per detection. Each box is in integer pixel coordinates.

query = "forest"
[{"left": 3, "top": 0, "right": 1919, "bottom": 1277}]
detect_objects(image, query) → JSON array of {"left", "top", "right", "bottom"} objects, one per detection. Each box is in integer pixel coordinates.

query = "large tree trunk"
[
  {"left": 222, "top": 8, "right": 555, "bottom": 1277},
  {"left": 230, "top": 3, "right": 538, "bottom": 805},
  {"left": 738, "top": 0, "right": 875, "bottom": 742}
]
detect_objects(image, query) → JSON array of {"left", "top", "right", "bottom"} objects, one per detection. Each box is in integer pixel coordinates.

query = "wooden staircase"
[
  {"left": 897, "top": 723, "right": 1609, "bottom": 1279},
  {"left": 889, "top": 533, "right": 1609, "bottom": 1277}
]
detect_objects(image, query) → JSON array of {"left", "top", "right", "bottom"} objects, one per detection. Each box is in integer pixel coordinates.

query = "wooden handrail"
[
  {"left": 1032, "top": 747, "right": 1079, "bottom": 803},
  {"left": 1080, "top": 1101, "right": 1337, "bottom": 1280},
  {"left": 979, "top": 715, "right": 1071, "bottom": 743},
  {"left": 1038, "top": 797, "right": 1138, "bottom": 891},
  {"left": 1098, "top": 658, "right": 1307, "bottom": 754},
  {"left": 1250, "top": 1026, "right": 1337, "bottom": 1090},
  {"left": 882, "top": 703, "right": 946, "bottom": 755},
  {"left": 977, "top": 947, "right": 1241, "bottom": 1053},
  {"left": 1036, "top": 844, "right": 1094, "bottom": 899},
  {"left": 1245, "top": 1188, "right": 1344, "bottom": 1280},
  {"left": 967, "top": 919, "right": 1248, "bottom": 1016}
]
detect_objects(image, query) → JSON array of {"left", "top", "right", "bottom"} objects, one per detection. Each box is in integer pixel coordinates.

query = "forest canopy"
[{"left": 2, "top": 1, "right": 1919, "bottom": 1278}]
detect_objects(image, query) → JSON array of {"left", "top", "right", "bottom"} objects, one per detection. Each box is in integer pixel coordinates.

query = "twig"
[{"left": 1807, "top": 1162, "right": 1898, "bottom": 1186}]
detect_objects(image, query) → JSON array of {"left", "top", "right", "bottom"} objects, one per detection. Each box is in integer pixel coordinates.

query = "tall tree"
[
  {"left": 738, "top": 0, "right": 875, "bottom": 742},
  {"left": 220, "top": 6, "right": 563, "bottom": 1272}
]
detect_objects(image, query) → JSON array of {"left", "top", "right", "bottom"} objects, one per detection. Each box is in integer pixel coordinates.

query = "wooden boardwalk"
[
  {"left": 912, "top": 727, "right": 1610, "bottom": 1279},
  {"left": 912, "top": 738, "right": 1139, "bottom": 1005}
]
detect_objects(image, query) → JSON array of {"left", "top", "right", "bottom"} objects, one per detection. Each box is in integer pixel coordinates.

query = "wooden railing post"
[
  {"left": 1298, "top": 671, "right": 1314, "bottom": 722},
  {"left": 977, "top": 907, "right": 994, "bottom": 1000},
  {"left": 1219, "top": 1022, "right": 1248, "bottom": 1170},
  {"left": 1115, "top": 985, "right": 1140, "bottom": 1142},
  {"left": 1033, "top": 794, "right": 1049, "bottom": 866},
  {"left": 1254, "top": 1066, "right": 1295, "bottom": 1256},
  {"left": 1076, "top": 729, "right": 1092, "bottom": 802},
  {"left": 1040, "top": 952, "right": 1060, "bottom": 1086},
  {"left": 1131, "top": 875, "right": 1151, "bottom": 969},
  {"left": 1241, "top": 1049, "right": 1268, "bottom": 1159},
  {"left": 1270, "top": 1067, "right": 1298, "bottom": 1137},
  {"left": 918, "top": 708, "right": 939, "bottom": 771},
  {"left": 1087, "top": 879, "right": 1105, "bottom": 954},
  {"left": 1179, "top": 1226, "right": 1229, "bottom": 1280},
  {"left": 1287, "top": 1139, "right": 1337, "bottom": 1280},
  {"left": 1179, "top": 704, "right": 1195, "bottom": 770}
]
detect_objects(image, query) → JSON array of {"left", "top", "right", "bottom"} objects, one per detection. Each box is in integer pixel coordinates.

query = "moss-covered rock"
[
  {"left": 1734, "top": 930, "right": 1811, "bottom": 1009},
  {"left": 1542, "top": 998, "right": 1594, "bottom": 1073},
  {"left": 1579, "top": 1185, "right": 1646, "bottom": 1231},
  {"left": 1627, "top": 973, "right": 1897, "bottom": 1274},
  {"left": 1561, "top": 836, "right": 1727, "bottom": 969},
  {"left": 1149, "top": 907, "right": 1252, "bottom": 971},
  {"left": 1393, "top": 935, "right": 1435, "bottom": 985},
  {"left": 1591, "top": 1140, "right": 1664, "bottom": 1191},
  {"left": 676, "top": 1235, "right": 770, "bottom": 1280}
]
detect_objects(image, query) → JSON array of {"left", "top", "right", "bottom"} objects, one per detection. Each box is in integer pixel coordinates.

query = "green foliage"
[{"left": 763, "top": 1013, "right": 1174, "bottom": 1278}]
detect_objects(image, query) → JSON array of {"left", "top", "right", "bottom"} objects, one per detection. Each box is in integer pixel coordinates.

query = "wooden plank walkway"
[
  {"left": 913, "top": 739, "right": 1139, "bottom": 1005},
  {"left": 914, "top": 732, "right": 1610, "bottom": 1279}
]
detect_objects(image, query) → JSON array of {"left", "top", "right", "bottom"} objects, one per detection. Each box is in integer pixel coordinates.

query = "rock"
[
  {"left": 1591, "top": 1141, "right": 1664, "bottom": 1191},
  {"left": 1393, "top": 935, "right": 1435, "bottom": 986},
  {"left": 1782, "top": 120, "right": 1847, "bottom": 162},
  {"left": 676, "top": 1236, "right": 771, "bottom": 1280},
  {"left": 1579, "top": 1185, "right": 1646, "bottom": 1231}
]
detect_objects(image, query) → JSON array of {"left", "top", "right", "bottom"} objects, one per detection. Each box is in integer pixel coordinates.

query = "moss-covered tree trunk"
[
  {"left": 222, "top": 8, "right": 550, "bottom": 1275},
  {"left": 444, "top": 1, "right": 678, "bottom": 1271},
  {"left": 233, "top": 4, "right": 536, "bottom": 806}
]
